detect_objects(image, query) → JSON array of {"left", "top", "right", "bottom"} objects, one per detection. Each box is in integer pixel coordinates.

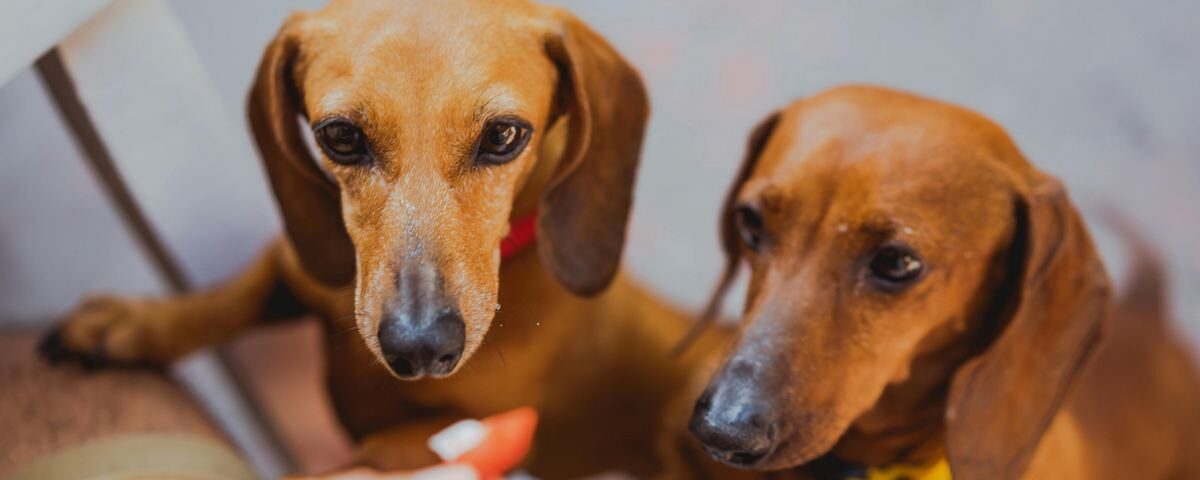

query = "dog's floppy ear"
[
  {"left": 539, "top": 12, "right": 649, "bottom": 296},
  {"left": 946, "top": 174, "right": 1111, "bottom": 479},
  {"left": 248, "top": 17, "right": 355, "bottom": 286},
  {"left": 672, "top": 111, "right": 780, "bottom": 355}
]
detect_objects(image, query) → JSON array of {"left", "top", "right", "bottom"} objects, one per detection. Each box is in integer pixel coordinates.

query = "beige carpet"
[{"left": 0, "top": 331, "right": 219, "bottom": 477}]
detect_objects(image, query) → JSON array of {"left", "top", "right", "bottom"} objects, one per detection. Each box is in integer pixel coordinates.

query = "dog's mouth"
[
  {"left": 747, "top": 439, "right": 865, "bottom": 479},
  {"left": 736, "top": 417, "right": 937, "bottom": 478},
  {"left": 705, "top": 418, "right": 857, "bottom": 474}
]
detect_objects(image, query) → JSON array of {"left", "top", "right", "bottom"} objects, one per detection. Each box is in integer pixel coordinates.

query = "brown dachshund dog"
[
  {"left": 39, "top": 0, "right": 731, "bottom": 477},
  {"left": 688, "top": 85, "right": 1200, "bottom": 479}
]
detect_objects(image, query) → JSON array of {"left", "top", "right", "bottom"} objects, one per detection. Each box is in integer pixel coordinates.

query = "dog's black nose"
[
  {"left": 378, "top": 308, "right": 465, "bottom": 379},
  {"left": 689, "top": 379, "right": 777, "bottom": 468}
]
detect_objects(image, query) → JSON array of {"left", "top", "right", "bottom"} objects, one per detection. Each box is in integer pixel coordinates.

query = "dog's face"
[
  {"left": 249, "top": 0, "right": 648, "bottom": 379},
  {"left": 691, "top": 86, "right": 1109, "bottom": 476},
  {"left": 299, "top": 0, "right": 559, "bottom": 378}
]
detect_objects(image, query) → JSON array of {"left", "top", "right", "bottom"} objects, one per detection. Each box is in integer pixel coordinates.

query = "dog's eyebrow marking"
[
  {"left": 853, "top": 214, "right": 900, "bottom": 242},
  {"left": 760, "top": 185, "right": 785, "bottom": 212},
  {"left": 473, "top": 91, "right": 505, "bottom": 123},
  {"left": 313, "top": 89, "right": 374, "bottom": 126},
  {"left": 473, "top": 89, "right": 527, "bottom": 125},
  {"left": 318, "top": 90, "right": 352, "bottom": 115}
]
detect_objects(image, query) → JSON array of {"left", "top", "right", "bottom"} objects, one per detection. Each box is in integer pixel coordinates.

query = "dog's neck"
[{"left": 500, "top": 210, "right": 539, "bottom": 260}]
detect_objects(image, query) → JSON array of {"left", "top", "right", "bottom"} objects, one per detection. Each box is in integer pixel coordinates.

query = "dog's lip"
[
  {"left": 704, "top": 441, "right": 780, "bottom": 469},
  {"left": 774, "top": 421, "right": 871, "bottom": 472},
  {"left": 714, "top": 417, "right": 858, "bottom": 471}
]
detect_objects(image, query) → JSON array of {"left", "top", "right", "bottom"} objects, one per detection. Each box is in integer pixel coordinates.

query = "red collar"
[{"left": 500, "top": 209, "right": 538, "bottom": 261}]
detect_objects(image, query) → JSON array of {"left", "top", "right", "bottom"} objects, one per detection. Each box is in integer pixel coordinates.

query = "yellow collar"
[{"left": 850, "top": 457, "right": 951, "bottom": 480}]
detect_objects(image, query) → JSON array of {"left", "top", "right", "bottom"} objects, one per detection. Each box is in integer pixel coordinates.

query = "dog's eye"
[
  {"left": 476, "top": 117, "right": 532, "bottom": 165},
  {"left": 314, "top": 119, "right": 370, "bottom": 165},
  {"left": 734, "top": 204, "right": 767, "bottom": 252},
  {"left": 868, "top": 245, "right": 924, "bottom": 289}
]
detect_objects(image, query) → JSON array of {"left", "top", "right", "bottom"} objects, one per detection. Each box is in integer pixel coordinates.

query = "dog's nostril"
[
  {"left": 436, "top": 353, "right": 457, "bottom": 366},
  {"left": 388, "top": 356, "right": 415, "bottom": 377},
  {"left": 747, "top": 412, "right": 770, "bottom": 430}
]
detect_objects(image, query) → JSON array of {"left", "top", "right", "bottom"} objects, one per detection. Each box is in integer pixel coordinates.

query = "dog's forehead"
[
  {"left": 778, "top": 86, "right": 1018, "bottom": 168},
  {"left": 755, "top": 87, "right": 1025, "bottom": 197},
  {"left": 298, "top": 0, "right": 553, "bottom": 114},
  {"left": 308, "top": 0, "right": 547, "bottom": 54},
  {"left": 745, "top": 87, "right": 1020, "bottom": 248},
  {"left": 285, "top": 0, "right": 563, "bottom": 171}
]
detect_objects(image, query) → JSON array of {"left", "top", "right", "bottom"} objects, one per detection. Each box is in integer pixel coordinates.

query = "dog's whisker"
[
  {"left": 492, "top": 342, "right": 508, "bottom": 369},
  {"left": 331, "top": 311, "right": 371, "bottom": 325},
  {"left": 329, "top": 324, "right": 360, "bottom": 340}
]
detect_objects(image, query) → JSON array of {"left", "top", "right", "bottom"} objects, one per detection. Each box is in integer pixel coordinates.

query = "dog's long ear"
[
  {"left": 946, "top": 174, "right": 1111, "bottom": 479},
  {"left": 248, "top": 18, "right": 355, "bottom": 286},
  {"left": 673, "top": 111, "right": 780, "bottom": 355},
  {"left": 540, "top": 12, "right": 649, "bottom": 296}
]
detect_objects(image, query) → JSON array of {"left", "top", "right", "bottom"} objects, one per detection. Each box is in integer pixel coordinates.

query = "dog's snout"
[
  {"left": 378, "top": 308, "right": 465, "bottom": 379},
  {"left": 689, "top": 361, "right": 780, "bottom": 468}
]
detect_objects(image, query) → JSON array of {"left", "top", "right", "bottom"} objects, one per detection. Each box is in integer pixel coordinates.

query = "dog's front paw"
[{"left": 40, "top": 295, "right": 173, "bottom": 369}]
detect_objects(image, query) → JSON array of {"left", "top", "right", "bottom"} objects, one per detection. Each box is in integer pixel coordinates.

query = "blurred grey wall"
[{"left": 2, "top": 0, "right": 1197, "bottom": 345}]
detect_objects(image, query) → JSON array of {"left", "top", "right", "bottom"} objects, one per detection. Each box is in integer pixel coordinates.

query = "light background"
[{"left": 2, "top": 0, "right": 1197, "bottom": 348}]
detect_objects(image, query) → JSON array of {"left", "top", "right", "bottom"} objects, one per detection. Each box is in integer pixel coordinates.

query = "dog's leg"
[{"left": 41, "top": 237, "right": 312, "bottom": 367}]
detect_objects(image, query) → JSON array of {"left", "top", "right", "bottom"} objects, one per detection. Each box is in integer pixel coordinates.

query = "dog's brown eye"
[
  {"left": 734, "top": 204, "right": 767, "bottom": 252},
  {"left": 488, "top": 124, "right": 516, "bottom": 148},
  {"left": 868, "top": 245, "right": 924, "bottom": 289},
  {"left": 476, "top": 117, "right": 532, "bottom": 165},
  {"left": 314, "top": 119, "right": 370, "bottom": 164}
]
